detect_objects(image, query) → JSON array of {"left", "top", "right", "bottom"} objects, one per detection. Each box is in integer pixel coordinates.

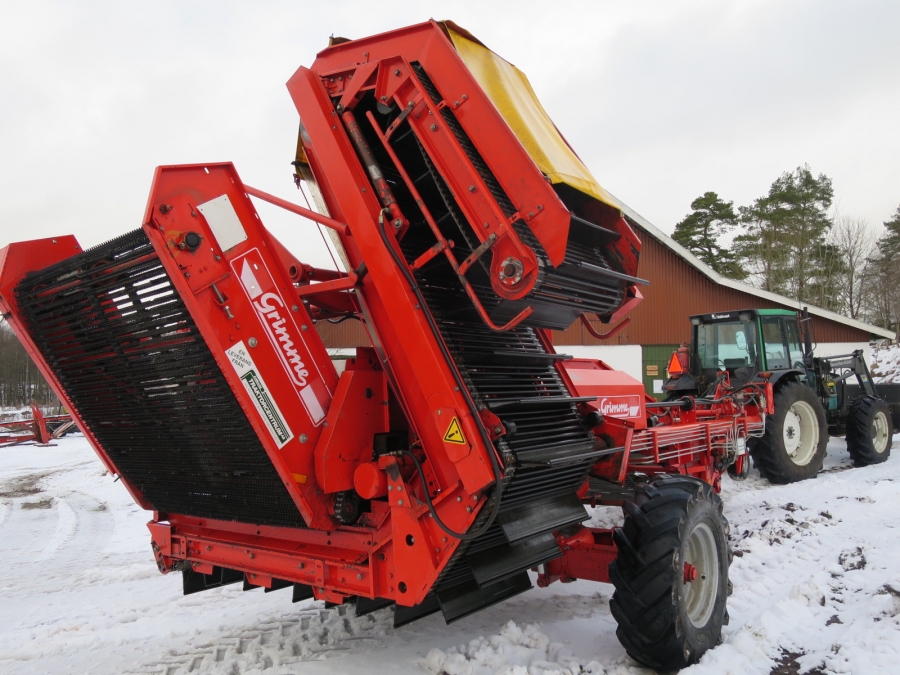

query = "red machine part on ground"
[{"left": 0, "top": 19, "right": 771, "bottom": 668}]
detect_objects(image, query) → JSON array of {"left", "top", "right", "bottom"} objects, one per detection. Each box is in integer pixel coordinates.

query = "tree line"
[
  {"left": 0, "top": 322, "right": 59, "bottom": 409},
  {"left": 672, "top": 164, "right": 900, "bottom": 331}
]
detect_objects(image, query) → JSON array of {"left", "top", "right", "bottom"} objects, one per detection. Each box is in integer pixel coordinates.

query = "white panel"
[
  {"left": 198, "top": 194, "right": 248, "bottom": 252},
  {"left": 558, "top": 345, "right": 644, "bottom": 382}
]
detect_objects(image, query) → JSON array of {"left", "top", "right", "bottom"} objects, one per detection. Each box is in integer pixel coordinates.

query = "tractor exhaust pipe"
[{"left": 801, "top": 306, "right": 814, "bottom": 364}]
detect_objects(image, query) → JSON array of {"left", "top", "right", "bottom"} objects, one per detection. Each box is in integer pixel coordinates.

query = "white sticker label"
[
  {"left": 198, "top": 193, "right": 248, "bottom": 252},
  {"left": 226, "top": 341, "right": 293, "bottom": 448}
]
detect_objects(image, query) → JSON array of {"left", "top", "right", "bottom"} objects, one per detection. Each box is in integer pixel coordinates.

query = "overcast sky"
[{"left": 1, "top": 0, "right": 897, "bottom": 270}]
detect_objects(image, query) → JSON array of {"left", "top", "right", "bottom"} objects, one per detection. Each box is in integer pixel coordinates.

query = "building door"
[{"left": 641, "top": 345, "right": 680, "bottom": 397}]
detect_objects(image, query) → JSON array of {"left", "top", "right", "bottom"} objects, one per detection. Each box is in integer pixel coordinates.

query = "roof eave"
[{"left": 613, "top": 197, "right": 897, "bottom": 342}]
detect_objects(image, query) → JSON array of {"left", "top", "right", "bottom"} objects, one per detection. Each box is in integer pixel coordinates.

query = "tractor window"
[
  {"left": 696, "top": 320, "right": 758, "bottom": 371},
  {"left": 761, "top": 317, "right": 790, "bottom": 369},
  {"left": 783, "top": 319, "right": 804, "bottom": 368}
]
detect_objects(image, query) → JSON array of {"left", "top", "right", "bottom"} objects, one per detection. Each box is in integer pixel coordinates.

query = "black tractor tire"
[
  {"left": 846, "top": 396, "right": 893, "bottom": 466},
  {"left": 750, "top": 381, "right": 827, "bottom": 484},
  {"left": 610, "top": 475, "right": 731, "bottom": 670}
]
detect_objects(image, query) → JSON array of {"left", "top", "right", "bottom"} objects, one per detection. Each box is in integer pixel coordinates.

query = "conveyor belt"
[
  {"left": 14, "top": 230, "right": 306, "bottom": 528},
  {"left": 411, "top": 62, "right": 627, "bottom": 330},
  {"left": 364, "top": 94, "right": 602, "bottom": 622}
]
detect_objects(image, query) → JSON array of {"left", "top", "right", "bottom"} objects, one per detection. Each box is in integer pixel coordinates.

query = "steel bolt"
[
  {"left": 291, "top": 304, "right": 299, "bottom": 312},
  {"left": 183, "top": 271, "right": 190, "bottom": 279},
  {"left": 358, "top": 573, "right": 364, "bottom": 580},
  {"left": 394, "top": 69, "right": 401, "bottom": 76},
  {"left": 248, "top": 337, "right": 258, "bottom": 348},
  {"left": 214, "top": 255, "right": 221, "bottom": 261},
  {"left": 206, "top": 546, "right": 211, "bottom": 551},
  {"left": 397, "top": 499, "right": 404, "bottom": 506},
  {"left": 468, "top": 185, "right": 475, "bottom": 192},
  {"left": 299, "top": 562, "right": 305, "bottom": 569},
  {"left": 466, "top": 506, "right": 472, "bottom": 513},
  {"left": 494, "top": 426, "right": 502, "bottom": 434},
  {"left": 301, "top": 324, "right": 308, "bottom": 331},
  {"left": 249, "top": 553, "right": 255, "bottom": 559},
  {"left": 430, "top": 124, "right": 437, "bottom": 131},
  {"left": 388, "top": 485, "right": 393, "bottom": 491},
  {"left": 381, "top": 96, "right": 387, "bottom": 101},
  {"left": 456, "top": 496, "right": 462, "bottom": 502},
  {"left": 299, "top": 434, "right": 308, "bottom": 443}
]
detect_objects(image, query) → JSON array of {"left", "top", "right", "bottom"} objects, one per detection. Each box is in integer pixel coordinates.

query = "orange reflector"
[{"left": 667, "top": 351, "right": 683, "bottom": 377}]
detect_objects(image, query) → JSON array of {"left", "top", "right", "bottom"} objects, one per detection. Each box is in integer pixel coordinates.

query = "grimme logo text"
[
  {"left": 599, "top": 398, "right": 631, "bottom": 416},
  {"left": 253, "top": 292, "right": 310, "bottom": 387}
]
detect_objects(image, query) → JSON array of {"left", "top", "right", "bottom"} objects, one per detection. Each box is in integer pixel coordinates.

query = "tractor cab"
[{"left": 666, "top": 309, "right": 805, "bottom": 395}]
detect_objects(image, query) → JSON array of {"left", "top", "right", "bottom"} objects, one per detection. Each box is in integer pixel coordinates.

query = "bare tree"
[{"left": 826, "top": 214, "right": 880, "bottom": 319}]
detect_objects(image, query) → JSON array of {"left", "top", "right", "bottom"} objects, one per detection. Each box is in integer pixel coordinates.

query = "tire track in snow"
[
  {"left": 34, "top": 497, "right": 76, "bottom": 562},
  {"left": 124, "top": 602, "right": 393, "bottom": 675}
]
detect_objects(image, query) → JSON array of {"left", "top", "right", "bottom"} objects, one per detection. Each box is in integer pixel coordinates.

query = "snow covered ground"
[
  {"left": 871, "top": 343, "right": 900, "bottom": 384},
  {"left": 2, "top": 433, "right": 899, "bottom": 675}
]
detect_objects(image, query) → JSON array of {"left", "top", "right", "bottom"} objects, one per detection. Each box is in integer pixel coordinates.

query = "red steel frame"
[{"left": 0, "top": 20, "right": 771, "bottom": 608}]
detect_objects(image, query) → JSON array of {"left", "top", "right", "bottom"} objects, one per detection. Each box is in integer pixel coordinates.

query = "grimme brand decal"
[
  {"left": 252, "top": 291, "right": 310, "bottom": 387},
  {"left": 233, "top": 249, "right": 327, "bottom": 425},
  {"left": 226, "top": 342, "right": 293, "bottom": 448},
  {"left": 599, "top": 396, "right": 642, "bottom": 418}
]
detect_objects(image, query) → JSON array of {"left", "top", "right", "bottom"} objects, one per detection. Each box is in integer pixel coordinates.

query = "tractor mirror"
[{"left": 735, "top": 331, "right": 747, "bottom": 351}]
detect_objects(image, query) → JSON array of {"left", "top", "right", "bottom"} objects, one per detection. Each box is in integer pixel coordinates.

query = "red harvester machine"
[{"left": 0, "top": 22, "right": 772, "bottom": 669}]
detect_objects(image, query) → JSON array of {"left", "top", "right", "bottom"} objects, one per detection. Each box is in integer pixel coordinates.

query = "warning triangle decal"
[{"left": 443, "top": 417, "right": 466, "bottom": 445}]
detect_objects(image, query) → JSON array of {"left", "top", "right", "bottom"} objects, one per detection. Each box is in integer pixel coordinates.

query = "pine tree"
[
  {"left": 734, "top": 165, "right": 834, "bottom": 303},
  {"left": 868, "top": 204, "right": 900, "bottom": 330},
  {"left": 672, "top": 191, "right": 745, "bottom": 279},
  {"left": 877, "top": 204, "right": 900, "bottom": 261}
]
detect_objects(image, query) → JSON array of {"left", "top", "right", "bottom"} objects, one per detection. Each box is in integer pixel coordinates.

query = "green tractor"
[{"left": 664, "top": 308, "right": 897, "bottom": 484}]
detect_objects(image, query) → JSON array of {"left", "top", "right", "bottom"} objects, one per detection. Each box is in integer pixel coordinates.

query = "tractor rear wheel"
[
  {"left": 846, "top": 396, "right": 893, "bottom": 466},
  {"left": 610, "top": 475, "right": 731, "bottom": 670},
  {"left": 750, "top": 381, "right": 827, "bottom": 484}
]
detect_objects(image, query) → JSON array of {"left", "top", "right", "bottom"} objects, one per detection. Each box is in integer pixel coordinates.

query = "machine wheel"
[
  {"left": 610, "top": 475, "right": 731, "bottom": 670},
  {"left": 846, "top": 396, "right": 893, "bottom": 466},
  {"left": 727, "top": 454, "right": 751, "bottom": 480},
  {"left": 750, "top": 381, "right": 827, "bottom": 484}
]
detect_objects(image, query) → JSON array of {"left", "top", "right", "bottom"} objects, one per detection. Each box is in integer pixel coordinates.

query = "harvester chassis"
[{"left": 0, "top": 20, "right": 775, "bottom": 669}]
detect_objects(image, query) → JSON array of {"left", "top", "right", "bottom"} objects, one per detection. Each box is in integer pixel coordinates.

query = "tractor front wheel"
[
  {"left": 610, "top": 475, "right": 731, "bottom": 670},
  {"left": 846, "top": 396, "right": 893, "bottom": 466},
  {"left": 750, "top": 381, "right": 827, "bottom": 484}
]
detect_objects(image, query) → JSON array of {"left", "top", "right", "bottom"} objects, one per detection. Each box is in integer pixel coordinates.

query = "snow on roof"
[{"left": 613, "top": 197, "right": 897, "bottom": 341}]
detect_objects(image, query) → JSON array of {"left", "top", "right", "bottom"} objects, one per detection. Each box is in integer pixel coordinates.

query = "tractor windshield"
[{"left": 696, "top": 320, "right": 759, "bottom": 372}]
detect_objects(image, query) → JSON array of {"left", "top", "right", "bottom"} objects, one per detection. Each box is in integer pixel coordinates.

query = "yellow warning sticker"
[{"left": 443, "top": 417, "right": 467, "bottom": 445}]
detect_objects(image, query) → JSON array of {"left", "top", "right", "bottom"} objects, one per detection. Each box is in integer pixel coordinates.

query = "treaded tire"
[
  {"left": 846, "top": 396, "right": 893, "bottom": 466},
  {"left": 609, "top": 475, "right": 731, "bottom": 670},
  {"left": 750, "top": 381, "right": 827, "bottom": 484}
]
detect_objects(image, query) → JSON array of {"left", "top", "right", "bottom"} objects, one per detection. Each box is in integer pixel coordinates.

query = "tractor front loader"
[
  {"left": 0, "top": 21, "right": 770, "bottom": 669},
  {"left": 665, "top": 308, "right": 897, "bottom": 484}
]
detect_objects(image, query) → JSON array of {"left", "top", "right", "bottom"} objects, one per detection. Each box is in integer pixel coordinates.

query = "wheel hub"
[
  {"left": 683, "top": 522, "right": 719, "bottom": 628},
  {"left": 873, "top": 411, "right": 890, "bottom": 454},
  {"left": 782, "top": 401, "right": 819, "bottom": 466}
]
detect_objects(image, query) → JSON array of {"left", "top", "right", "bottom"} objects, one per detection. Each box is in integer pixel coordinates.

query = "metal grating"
[{"left": 15, "top": 229, "right": 306, "bottom": 528}]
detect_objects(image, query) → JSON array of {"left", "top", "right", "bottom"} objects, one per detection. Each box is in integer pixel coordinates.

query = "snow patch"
[
  {"left": 871, "top": 342, "right": 900, "bottom": 384},
  {"left": 420, "top": 620, "right": 617, "bottom": 675}
]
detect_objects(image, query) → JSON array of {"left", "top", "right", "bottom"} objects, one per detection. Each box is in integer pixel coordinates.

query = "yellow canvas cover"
[{"left": 443, "top": 22, "right": 619, "bottom": 211}]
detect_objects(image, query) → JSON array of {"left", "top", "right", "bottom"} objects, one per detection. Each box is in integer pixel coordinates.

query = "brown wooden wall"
[
  {"left": 316, "top": 227, "right": 872, "bottom": 349},
  {"left": 551, "top": 231, "right": 871, "bottom": 346}
]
